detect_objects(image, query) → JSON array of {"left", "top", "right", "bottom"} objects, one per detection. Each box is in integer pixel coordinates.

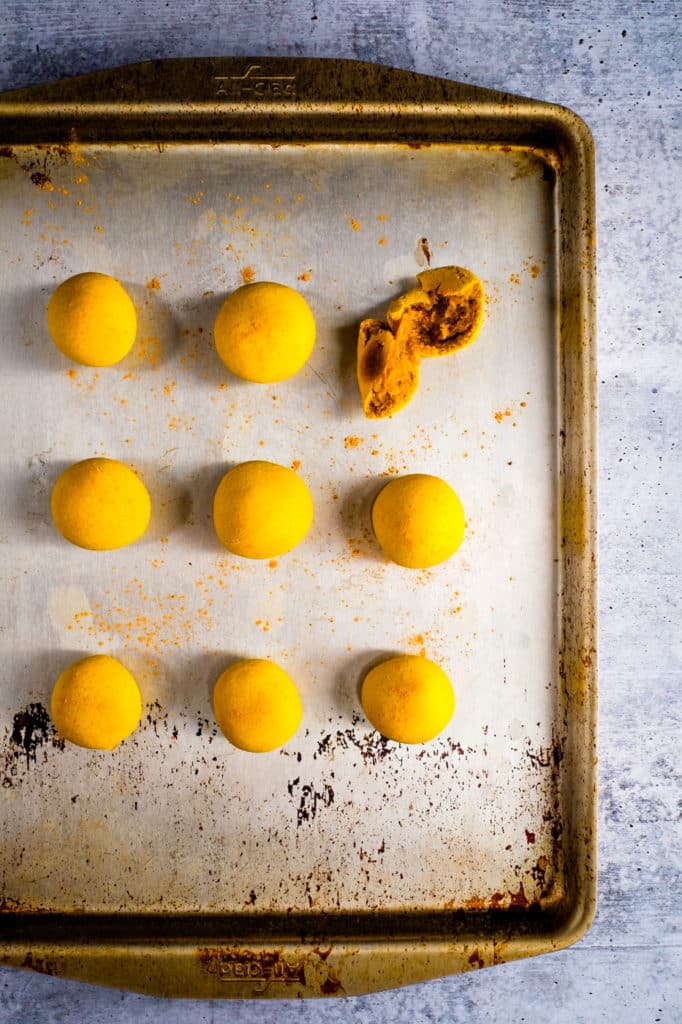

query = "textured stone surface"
[{"left": 0, "top": 0, "right": 680, "bottom": 1021}]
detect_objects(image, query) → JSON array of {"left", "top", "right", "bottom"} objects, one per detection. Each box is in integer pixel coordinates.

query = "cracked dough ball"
[
  {"left": 213, "top": 460, "right": 314, "bottom": 559},
  {"left": 356, "top": 265, "right": 484, "bottom": 418},
  {"left": 213, "top": 659, "right": 303, "bottom": 753},
  {"left": 47, "top": 272, "right": 137, "bottom": 367},
  {"left": 361, "top": 654, "right": 455, "bottom": 744},
  {"left": 372, "top": 473, "right": 465, "bottom": 568},
  {"left": 356, "top": 319, "right": 420, "bottom": 419},
  {"left": 51, "top": 457, "right": 151, "bottom": 551},
  {"left": 387, "top": 265, "right": 485, "bottom": 358},
  {"left": 51, "top": 654, "right": 142, "bottom": 750},
  {"left": 214, "top": 281, "right": 316, "bottom": 383}
]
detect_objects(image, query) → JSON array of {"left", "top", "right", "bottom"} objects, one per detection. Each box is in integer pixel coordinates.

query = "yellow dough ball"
[
  {"left": 371, "top": 473, "right": 465, "bottom": 568},
  {"left": 47, "top": 272, "right": 137, "bottom": 366},
  {"left": 361, "top": 654, "right": 455, "bottom": 744},
  {"left": 213, "top": 658, "right": 303, "bottom": 753},
  {"left": 213, "top": 281, "right": 316, "bottom": 383},
  {"left": 51, "top": 654, "right": 143, "bottom": 750},
  {"left": 51, "top": 457, "right": 151, "bottom": 551},
  {"left": 213, "top": 460, "right": 313, "bottom": 559}
]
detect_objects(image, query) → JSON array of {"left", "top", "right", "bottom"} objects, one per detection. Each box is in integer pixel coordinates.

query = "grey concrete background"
[{"left": 0, "top": 1, "right": 679, "bottom": 1021}]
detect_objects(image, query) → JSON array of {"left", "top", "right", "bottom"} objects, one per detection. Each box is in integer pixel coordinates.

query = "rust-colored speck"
[
  {"left": 525, "top": 829, "right": 536, "bottom": 845},
  {"left": 291, "top": 459, "right": 301, "bottom": 471},
  {"left": 343, "top": 435, "right": 363, "bottom": 449},
  {"left": 30, "top": 171, "right": 53, "bottom": 191},
  {"left": 530, "top": 264, "right": 540, "bottom": 278},
  {"left": 350, "top": 218, "right": 361, "bottom": 231},
  {"left": 509, "top": 273, "right": 521, "bottom": 285},
  {"left": 468, "top": 949, "right": 485, "bottom": 969},
  {"left": 297, "top": 270, "right": 312, "bottom": 282},
  {"left": 268, "top": 560, "right": 278, "bottom": 569},
  {"left": 146, "top": 277, "right": 161, "bottom": 290},
  {"left": 510, "top": 883, "right": 529, "bottom": 908},
  {"left": 321, "top": 974, "right": 344, "bottom": 996},
  {"left": 240, "top": 266, "right": 256, "bottom": 284},
  {"left": 22, "top": 952, "right": 58, "bottom": 976},
  {"left": 418, "top": 237, "right": 432, "bottom": 266},
  {"left": 489, "top": 891, "right": 505, "bottom": 908}
]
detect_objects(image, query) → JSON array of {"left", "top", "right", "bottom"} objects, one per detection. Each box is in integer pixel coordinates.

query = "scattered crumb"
[
  {"left": 146, "top": 277, "right": 161, "bottom": 290},
  {"left": 240, "top": 266, "right": 255, "bottom": 284}
]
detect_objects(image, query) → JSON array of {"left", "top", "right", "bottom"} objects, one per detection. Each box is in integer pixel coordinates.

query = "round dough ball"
[
  {"left": 213, "top": 460, "right": 313, "bottom": 559},
  {"left": 213, "top": 658, "right": 303, "bottom": 753},
  {"left": 371, "top": 473, "right": 465, "bottom": 568},
  {"left": 51, "top": 654, "right": 142, "bottom": 750},
  {"left": 47, "top": 272, "right": 137, "bottom": 367},
  {"left": 361, "top": 654, "right": 455, "bottom": 744},
  {"left": 51, "top": 457, "right": 151, "bottom": 551},
  {"left": 213, "top": 281, "right": 315, "bottom": 383}
]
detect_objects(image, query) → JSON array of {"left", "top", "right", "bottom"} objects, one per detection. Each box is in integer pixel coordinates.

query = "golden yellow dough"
[
  {"left": 47, "top": 272, "right": 137, "bottom": 367},
  {"left": 356, "top": 318, "right": 420, "bottom": 419},
  {"left": 361, "top": 654, "right": 455, "bottom": 744},
  {"left": 51, "top": 457, "right": 151, "bottom": 551},
  {"left": 372, "top": 473, "right": 465, "bottom": 568},
  {"left": 214, "top": 281, "right": 316, "bottom": 383},
  {"left": 213, "top": 460, "right": 313, "bottom": 559},
  {"left": 213, "top": 658, "right": 303, "bottom": 753},
  {"left": 51, "top": 654, "right": 142, "bottom": 750}
]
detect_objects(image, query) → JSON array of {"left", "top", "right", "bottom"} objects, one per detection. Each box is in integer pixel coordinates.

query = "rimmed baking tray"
[{"left": 0, "top": 58, "right": 596, "bottom": 997}]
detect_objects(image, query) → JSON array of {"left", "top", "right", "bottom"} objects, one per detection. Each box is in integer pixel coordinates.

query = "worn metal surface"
[{"left": 0, "top": 58, "right": 596, "bottom": 997}]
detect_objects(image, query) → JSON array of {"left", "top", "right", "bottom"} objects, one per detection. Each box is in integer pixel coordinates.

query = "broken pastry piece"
[
  {"left": 357, "top": 318, "right": 420, "bottom": 419},
  {"left": 356, "top": 265, "right": 484, "bottom": 418},
  {"left": 387, "top": 266, "right": 485, "bottom": 357}
]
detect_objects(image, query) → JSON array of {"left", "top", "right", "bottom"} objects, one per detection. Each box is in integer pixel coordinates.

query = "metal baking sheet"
[{"left": 0, "top": 59, "right": 597, "bottom": 997}]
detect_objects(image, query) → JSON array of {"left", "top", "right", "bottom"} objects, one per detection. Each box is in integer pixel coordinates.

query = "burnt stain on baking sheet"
[
  {"left": 314, "top": 716, "right": 392, "bottom": 765},
  {"left": 2, "top": 702, "right": 64, "bottom": 786},
  {"left": 143, "top": 700, "right": 169, "bottom": 738},
  {"left": 468, "top": 948, "right": 485, "bottom": 969},
  {"left": 524, "top": 734, "right": 565, "bottom": 771},
  {"left": 287, "top": 777, "right": 335, "bottom": 826},
  {"left": 21, "top": 951, "right": 59, "bottom": 976},
  {"left": 29, "top": 170, "right": 53, "bottom": 190}
]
